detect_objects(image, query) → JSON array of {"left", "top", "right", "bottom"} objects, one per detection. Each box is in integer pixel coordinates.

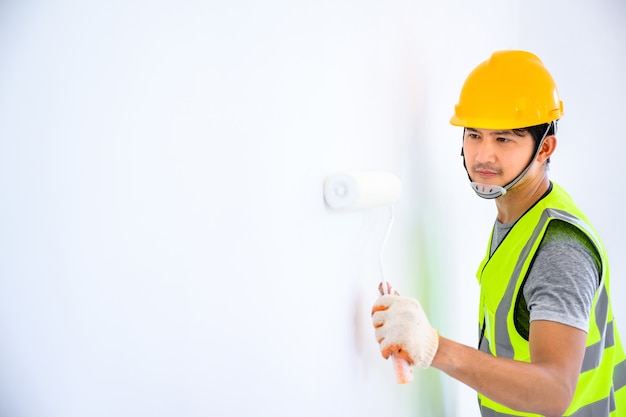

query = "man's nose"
[{"left": 474, "top": 140, "right": 496, "bottom": 163}]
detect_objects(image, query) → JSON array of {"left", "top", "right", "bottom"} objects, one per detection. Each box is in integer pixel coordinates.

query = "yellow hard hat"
[{"left": 450, "top": 50, "right": 564, "bottom": 129}]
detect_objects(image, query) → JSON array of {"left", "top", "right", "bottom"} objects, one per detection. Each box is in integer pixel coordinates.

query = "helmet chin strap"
[
  {"left": 469, "top": 182, "right": 508, "bottom": 199},
  {"left": 462, "top": 122, "right": 552, "bottom": 200}
]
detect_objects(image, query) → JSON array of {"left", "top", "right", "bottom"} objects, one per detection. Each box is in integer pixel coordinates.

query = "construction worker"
[{"left": 372, "top": 50, "right": 626, "bottom": 416}]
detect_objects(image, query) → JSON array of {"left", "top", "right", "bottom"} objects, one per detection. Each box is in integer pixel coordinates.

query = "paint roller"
[{"left": 323, "top": 170, "right": 413, "bottom": 384}]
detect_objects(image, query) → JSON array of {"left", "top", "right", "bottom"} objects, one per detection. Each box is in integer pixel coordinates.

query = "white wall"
[{"left": 0, "top": 1, "right": 624, "bottom": 416}]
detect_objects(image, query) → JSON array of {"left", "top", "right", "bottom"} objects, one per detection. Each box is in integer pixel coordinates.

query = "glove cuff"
[{"left": 415, "top": 329, "right": 439, "bottom": 369}]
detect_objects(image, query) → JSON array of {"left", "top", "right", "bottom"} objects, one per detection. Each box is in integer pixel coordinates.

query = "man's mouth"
[{"left": 474, "top": 168, "right": 500, "bottom": 180}]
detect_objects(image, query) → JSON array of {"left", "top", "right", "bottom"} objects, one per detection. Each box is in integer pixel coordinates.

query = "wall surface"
[{"left": 0, "top": 1, "right": 624, "bottom": 416}]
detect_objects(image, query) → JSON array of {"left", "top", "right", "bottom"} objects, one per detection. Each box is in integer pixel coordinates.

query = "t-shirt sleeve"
[{"left": 523, "top": 220, "right": 600, "bottom": 333}]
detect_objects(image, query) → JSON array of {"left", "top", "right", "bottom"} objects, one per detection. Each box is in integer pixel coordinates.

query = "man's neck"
[{"left": 495, "top": 175, "right": 551, "bottom": 224}]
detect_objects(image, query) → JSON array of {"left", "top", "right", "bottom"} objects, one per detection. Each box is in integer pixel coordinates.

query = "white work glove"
[{"left": 372, "top": 294, "right": 439, "bottom": 369}]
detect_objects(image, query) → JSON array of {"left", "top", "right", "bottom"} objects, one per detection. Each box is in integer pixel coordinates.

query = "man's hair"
[{"left": 512, "top": 121, "right": 558, "bottom": 164}]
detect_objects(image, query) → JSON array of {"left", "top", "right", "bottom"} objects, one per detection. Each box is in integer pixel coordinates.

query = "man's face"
[{"left": 462, "top": 127, "right": 535, "bottom": 189}]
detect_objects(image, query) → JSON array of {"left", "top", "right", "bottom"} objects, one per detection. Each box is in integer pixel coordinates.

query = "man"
[{"left": 372, "top": 50, "right": 626, "bottom": 416}]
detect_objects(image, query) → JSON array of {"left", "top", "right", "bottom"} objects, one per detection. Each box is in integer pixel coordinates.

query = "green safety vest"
[{"left": 476, "top": 182, "right": 626, "bottom": 416}]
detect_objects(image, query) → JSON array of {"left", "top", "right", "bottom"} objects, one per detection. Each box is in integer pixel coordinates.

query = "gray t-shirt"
[{"left": 491, "top": 218, "right": 600, "bottom": 338}]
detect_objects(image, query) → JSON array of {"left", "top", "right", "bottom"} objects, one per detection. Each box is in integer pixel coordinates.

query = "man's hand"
[{"left": 372, "top": 295, "right": 439, "bottom": 369}]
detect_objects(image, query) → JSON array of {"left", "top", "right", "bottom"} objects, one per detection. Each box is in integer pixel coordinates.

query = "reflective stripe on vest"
[{"left": 616, "top": 359, "right": 626, "bottom": 391}]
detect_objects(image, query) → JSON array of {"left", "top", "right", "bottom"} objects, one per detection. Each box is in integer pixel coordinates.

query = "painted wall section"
[{"left": 0, "top": 1, "right": 624, "bottom": 416}]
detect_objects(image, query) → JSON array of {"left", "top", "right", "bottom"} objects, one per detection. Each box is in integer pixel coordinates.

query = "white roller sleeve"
[{"left": 323, "top": 171, "right": 401, "bottom": 210}]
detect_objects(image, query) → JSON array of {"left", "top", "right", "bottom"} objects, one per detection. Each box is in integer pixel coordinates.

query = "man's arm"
[{"left": 432, "top": 320, "right": 586, "bottom": 417}]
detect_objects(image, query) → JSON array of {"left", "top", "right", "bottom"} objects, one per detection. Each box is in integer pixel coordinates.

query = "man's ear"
[{"left": 537, "top": 135, "right": 557, "bottom": 163}]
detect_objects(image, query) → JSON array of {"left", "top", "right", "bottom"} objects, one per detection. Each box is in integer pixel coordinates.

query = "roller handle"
[
  {"left": 392, "top": 354, "right": 413, "bottom": 384},
  {"left": 379, "top": 282, "right": 414, "bottom": 384}
]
